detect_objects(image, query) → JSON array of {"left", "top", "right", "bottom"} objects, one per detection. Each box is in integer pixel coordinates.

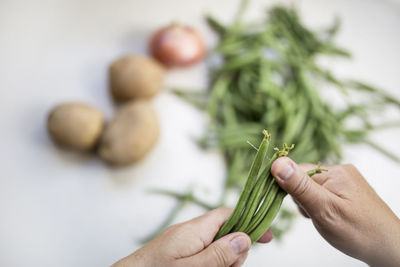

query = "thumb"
[
  {"left": 183, "top": 233, "right": 251, "bottom": 267},
  {"left": 271, "top": 157, "right": 327, "bottom": 215}
]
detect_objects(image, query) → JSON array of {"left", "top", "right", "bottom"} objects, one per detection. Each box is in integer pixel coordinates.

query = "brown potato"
[
  {"left": 109, "top": 55, "right": 165, "bottom": 101},
  {"left": 47, "top": 103, "right": 104, "bottom": 150},
  {"left": 99, "top": 100, "right": 159, "bottom": 165}
]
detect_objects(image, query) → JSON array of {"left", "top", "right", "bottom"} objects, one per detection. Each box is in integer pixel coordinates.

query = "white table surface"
[{"left": 1, "top": 0, "right": 400, "bottom": 266}]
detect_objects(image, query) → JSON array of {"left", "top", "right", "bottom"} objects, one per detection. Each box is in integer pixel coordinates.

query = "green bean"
[
  {"left": 214, "top": 130, "right": 271, "bottom": 240},
  {"left": 364, "top": 139, "right": 400, "bottom": 163},
  {"left": 233, "top": 170, "right": 270, "bottom": 232},
  {"left": 249, "top": 189, "right": 286, "bottom": 243},
  {"left": 221, "top": 50, "right": 261, "bottom": 71},
  {"left": 207, "top": 75, "right": 230, "bottom": 117},
  {"left": 216, "top": 141, "right": 294, "bottom": 240},
  {"left": 247, "top": 167, "right": 327, "bottom": 243},
  {"left": 206, "top": 16, "right": 226, "bottom": 36},
  {"left": 244, "top": 180, "right": 279, "bottom": 233},
  {"left": 347, "top": 81, "right": 400, "bottom": 107}
]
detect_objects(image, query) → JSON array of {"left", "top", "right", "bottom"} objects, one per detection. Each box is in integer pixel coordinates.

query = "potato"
[
  {"left": 47, "top": 103, "right": 104, "bottom": 150},
  {"left": 99, "top": 100, "right": 159, "bottom": 165},
  {"left": 109, "top": 55, "right": 165, "bottom": 101}
]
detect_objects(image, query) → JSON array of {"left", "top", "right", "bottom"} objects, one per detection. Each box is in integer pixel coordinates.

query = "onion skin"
[{"left": 149, "top": 23, "right": 206, "bottom": 68}]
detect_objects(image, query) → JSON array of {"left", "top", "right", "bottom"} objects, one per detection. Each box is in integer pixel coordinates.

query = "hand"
[
  {"left": 112, "top": 207, "right": 273, "bottom": 267},
  {"left": 271, "top": 157, "right": 400, "bottom": 267}
]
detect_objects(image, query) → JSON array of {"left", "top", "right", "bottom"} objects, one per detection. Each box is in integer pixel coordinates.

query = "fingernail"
[
  {"left": 230, "top": 236, "right": 249, "bottom": 254},
  {"left": 276, "top": 161, "right": 294, "bottom": 180}
]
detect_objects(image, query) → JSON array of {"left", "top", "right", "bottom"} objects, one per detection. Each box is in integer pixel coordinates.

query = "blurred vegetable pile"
[
  {"left": 47, "top": 19, "right": 206, "bottom": 165},
  {"left": 146, "top": 0, "right": 400, "bottom": 241}
]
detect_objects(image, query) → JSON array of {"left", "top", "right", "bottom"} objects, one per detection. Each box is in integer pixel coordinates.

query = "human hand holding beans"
[
  {"left": 113, "top": 158, "right": 400, "bottom": 267},
  {"left": 112, "top": 207, "right": 272, "bottom": 267},
  {"left": 271, "top": 157, "right": 400, "bottom": 267}
]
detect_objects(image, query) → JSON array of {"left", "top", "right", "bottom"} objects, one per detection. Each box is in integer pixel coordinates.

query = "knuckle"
[
  {"left": 163, "top": 222, "right": 184, "bottom": 237},
  {"left": 342, "top": 164, "right": 356, "bottom": 174},
  {"left": 343, "top": 163, "right": 355, "bottom": 169},
  {"left": 330, "top": 166, "right": 348, "bottom": 182}
]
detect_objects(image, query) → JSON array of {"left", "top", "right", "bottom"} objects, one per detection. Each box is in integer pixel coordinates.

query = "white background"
[{"left": 1, "top": 0, "right": 400, "bottom": 266}]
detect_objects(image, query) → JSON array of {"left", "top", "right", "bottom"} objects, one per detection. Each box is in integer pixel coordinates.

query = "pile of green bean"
[
  {"left": 144, "top": 2, "right": 400, "bottom": 242},
  {"left": 200, "top": 5, "right": 400, "bottom": 179}
]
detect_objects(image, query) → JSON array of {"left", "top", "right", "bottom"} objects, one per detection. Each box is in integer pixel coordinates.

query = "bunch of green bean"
[
  {"left": 214, "top": 130, "right": 326, "bottom": 243},
  {"left": 144, "top": 2, "right": 400, "bottom": 242},
  {"left": 214, "top": 130, "right": 291, "bottom": 243}
]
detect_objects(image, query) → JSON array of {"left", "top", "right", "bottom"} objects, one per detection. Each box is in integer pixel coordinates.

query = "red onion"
[{"left": 149, "top": 23, "right": 206, "bottom": 68}]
